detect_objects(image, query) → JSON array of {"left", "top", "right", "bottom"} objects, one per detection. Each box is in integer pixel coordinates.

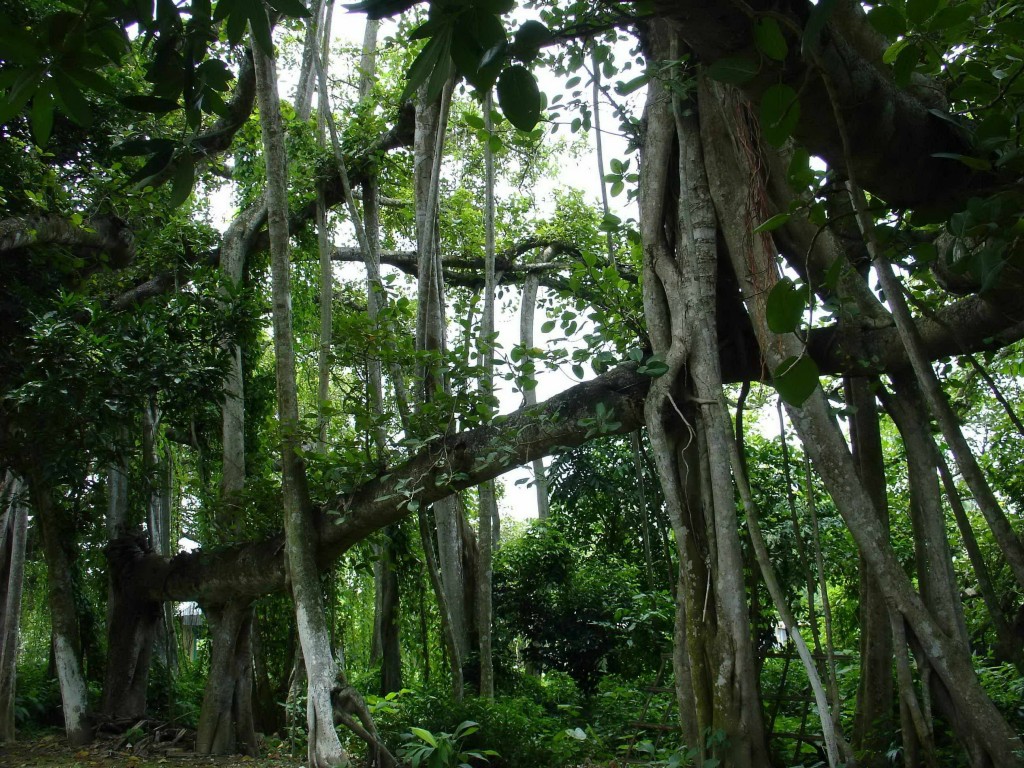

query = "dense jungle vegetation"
[{"left": 1, "top": 0, "right": 1024, "bottom": 767}]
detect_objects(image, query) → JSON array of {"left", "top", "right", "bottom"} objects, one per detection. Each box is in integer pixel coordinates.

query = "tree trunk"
[
  {"left": 376, "top": 536, "right": 402, "bottom": 695},
  {"left": 518, "top": 256, "right": 552, "bottom": 519},
  {"left": 638, "top": 27, "right": 768, "bottom": 765},
  {"left": 143, "top": 401, "right": 177, "bottom": 675},
  {"left": 476, "top": 91, "right": 498, "bottom": 698},
  {"left": 0, "top": 473, "right": 28, "bottom": 742},
  {"left": 254, "top": 30, "right": 345, "bottom": 768},
  {"left": 700, "top": 76, "right": 1024, "bottom": 768},
  {"left": 254, "top": 27, "right": 394, "bottom": 767},
  {"left": 28, "top": 468, "right": 93, "bottom": 746},
  {"left": 845, "top": 377, "right": 895, "bottom": 766},
  {"left": 196, "top": 602, "right": 257, "bottom": 756},
  {"left": 102, "top": 532, "right": 160, "bottom": 722}
]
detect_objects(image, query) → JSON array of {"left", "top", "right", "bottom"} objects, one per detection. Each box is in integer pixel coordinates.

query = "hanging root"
[{"left": 331, "top": 682, "right": 397, "bottom": 768}]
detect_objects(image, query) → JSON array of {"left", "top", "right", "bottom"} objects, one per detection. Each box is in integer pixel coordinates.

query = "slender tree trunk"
[
  {"left": 0, "top": 473, "right": 28, "bottom": 742},
  {"left": 412, "top": 79, "right": 473, "bottom": 694},
  {"left": 848, "top": 181, "right": 1024, "bottom": 593},
  {"left": 517, "top": 251, "right": 553, "bottom": 519},
  {"left": 143, "top": 401, "right": 177, "bottom": 675},
  {"left": 475, "top": 91, "right": 498, "bottom": 699},
  {"left": 845, "top": 377, "right": 895, "bottom": 765},
  {"left": 936, "top": 453, "right": 1020, "bottom": 666},
  {"left": 254, "top": 31, "right": 345, "bottom": 768},
  {"left": 254, "top": 28, "right": 393, "bottom": 767},
  {"left": 27, "top": 468, "right": 93, "bottom": 746}
]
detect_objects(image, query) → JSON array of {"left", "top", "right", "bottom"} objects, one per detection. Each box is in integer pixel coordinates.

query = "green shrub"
[{"left": 373, "top": 687, "right": 599, "bottom": 768}]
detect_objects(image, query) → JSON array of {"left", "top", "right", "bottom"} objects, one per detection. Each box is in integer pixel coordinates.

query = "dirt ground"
[{"left": 0, "top": 732, "right": 313, "bottom": 768}]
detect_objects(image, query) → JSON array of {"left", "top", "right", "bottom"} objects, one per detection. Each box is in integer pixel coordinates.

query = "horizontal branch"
[
  {"left": 121, "top": 278, "right": 1024, "bottom": 605},
  {"left": 130, "top": 363, "right": 650, "bottom": 603},
  {"left": 331, "top": 237, "right": 641, "bottom": 289},
  {"left": 0, "top": 215, "right": 135, "bottom": 265}
]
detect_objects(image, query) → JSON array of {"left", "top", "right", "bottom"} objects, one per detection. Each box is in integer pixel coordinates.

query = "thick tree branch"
[
  {"left": 108, "top": 104, "right": 416, "bottom": 310},
  {"left": 650, "top": 1, "right": 987, "bottom": 210},
  {"left": 145, "top": 51, "right": 259, "bottom": 190},
  {"left": 0, "top": 215, "right": 135, "bottom": 266},
  {"left": 129, "top": 363, "right": 650, "bottom": 603},
  {"left": 120, "top": 282, "right": 1024, "bottom": 606}
]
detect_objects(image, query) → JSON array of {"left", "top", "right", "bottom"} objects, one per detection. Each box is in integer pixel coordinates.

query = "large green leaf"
[
  {"left": 754, "top": 18, "right": 787, "bottom": 62},
  {"left": 765, "top": 277, "right": 807, "bottom": 333},
  {"left": 773, "top": 355, "right": 819, "bottom": 406},
  {"left": 759, "top": 83, "right": 799, "bottom": 146},
  {"left": 867, "top": 5, "right": 906, "bottom": 38},
  {"left": 705, "top": 57, "right": 758, "bottom": 85},
  {"left": 497, "top": 64, "right": 541, "bottom": 131}
]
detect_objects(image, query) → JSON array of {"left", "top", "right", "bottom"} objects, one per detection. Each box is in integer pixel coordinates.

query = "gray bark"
[
  {"left": 196, "top": 602, "right": 257, "bottom": 756},
  {"left": 255, "top": 30, "right": 394, "bottom": 768},
  {"left": 0, "top": 473, "right": 28, "bottom": 742},
  {"left": 476, "top": 91, "right": 498, "bottom": 698},
  {"left": 701, "top": 77, "right": 1024, "bottom": 768},
  {"left": 845, "top": 377, "right": 895, "bottom": 765},
  {"left": 28, "top": 469, "right": 93, "bottom": 746},
  {"left": 638, "top": 28, "right": 768, "bottom": 765},
  {"left": 255, "top": 33, "right": 344, "bottom": 768}
]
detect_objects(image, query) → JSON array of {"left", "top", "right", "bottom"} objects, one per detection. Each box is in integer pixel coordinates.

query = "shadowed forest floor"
[{"left": 0, "top": 732, "right": 309, "bottom": 768}]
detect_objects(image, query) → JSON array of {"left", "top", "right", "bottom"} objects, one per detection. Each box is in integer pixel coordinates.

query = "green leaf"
[
  {"left": 759, "top": 83, "right": 799, "bottom": 146},
  {"left": 802, "top": 0, "right": 840, "bottom": 55},
  {"left": 402, "top": 30, "right": 451, "bottom": 102},
  {"left": 540, "top": 319, "right": 556, "bottom": 333},
  {"left": 169, "top": 155, "right": 195, "bottom": 207},
  {"left": 247, "top": 3, "right": 274, "bottom": 55},
  {"left": 931, "top": 152, "right": 991, "bottom": 171},
  {"left": 705, "top": 57, "right": 758, "bottom": 85},
  {"left": 497, "top": 64, "right": 541, "bottom": 131},
  {"left": 929, "top": 3, "right": 973, "bottom": 31},
  {"left": 30, "top": 89, "right": 54, "bottom": 145},
  {"left": 773, "top": 355, "right": 819, "bottom": 406},
  {"left": 511, "top": 20, "right": 549, "bottom": 61},
  {"left": 882, "top": 37, "right": 913, "bottom": 65},
  {"left": 638, "top": 358, "right": 669, "bottom": 377},
  {"left": 52, "top": 71, "right": 93, "bottom": 126},
  {"left": 410, "top": 728, "right": 438, "bottom": 748},
  {"left": 615, "top": 73, "right": 647, "bottom": 95},
  {"left": 753, "top": 212, "right": 791, "bottom": 232},
  {"left": 906, "top": 0, "right": 940, "bottom": 25},
  {"left": 765, "top": 277, "right": 806, "bottom": 333},
  {"left": 754, "top": 18, "right": 788, "bottom": 62},
  {"left": 892, "top": 42, "right": 920, "bottom": 87},
  {"left": 867, "top": 5, "right": 906, "bottom": 38},
  {"left": 344, "top": 0, "right": 419, "bottom": 21}
]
